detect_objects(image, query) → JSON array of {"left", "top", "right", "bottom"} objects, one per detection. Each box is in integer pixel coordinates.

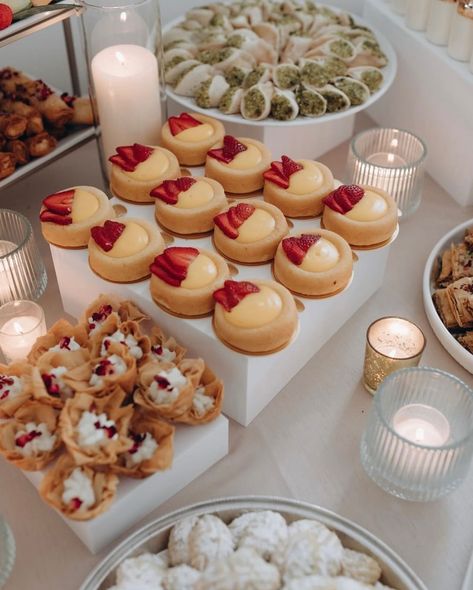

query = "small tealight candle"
[
  {"left": 0, "top": 300, "right": 46, "bottom": 362},
  {"left": 363, "top": 317, "right": 426, "bottom": 394},
  {"left": 392, "top": 404, "right": 451, "bottom": 446}
]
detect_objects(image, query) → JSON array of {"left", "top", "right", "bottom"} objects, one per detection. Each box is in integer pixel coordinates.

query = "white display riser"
[
  {"left": 26, "top": 416, "right": 228, "bottom": 553},
  {"left": 363, "top": 0, "right": 473, "bottom": 207},
  {"left": 50, "top": 192, "right": 395, "bottom": 426}
]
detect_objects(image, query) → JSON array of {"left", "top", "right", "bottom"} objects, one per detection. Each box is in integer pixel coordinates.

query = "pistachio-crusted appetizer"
[
  {"left": 296, "top": 84, "right": 327, "bottom": 117},
  {"left": 348, "top": 66, "right": 384, "bottom": 93},
  {"left": 243, "top": 65, "right": 272, "bottom": 89},
  {"left": 352, "top": 38, "right": 388, "bottom": 68},
  {"left": 241, "top": 82, "right": 273, "bottom": 120},
  {"left": 273, "top": 64, "right": 300, "bottom": 90},
  {"left": 281, "top": 35, "right": 313, "bottom": 63},
  {"left": 165, "top": 59, "right": 200, "bottom": 86},
  {"left": 320, "top": 56, "right": 349, "bottom": 78},
  {"left": 224, "top": 66, "right": 252, "bottom": 87},
  {"left": 195, "top": 75, "right": 230, "bottom": 109},
  {"left": 164, "top": 48, "right": 194, "bottom": 66},
  {"left": 299, "top": 58, "right": 330, "bottom": 88},
  {"left": 181, "top": 19, "right": 202, "bottom": 31},
  {"left": 252, "top": 22, "right": 280, "bottom": 50},
  {"left": 308, "top": 37, "right": 356, "bottom": 62},
  {"left": 198, "top": 47, "right": 255, "bottom": 71},
  {"left": 219, "top": 87, "right": 244, "bottom": 114},
  {"left": 174, "top": 64, "right": 213, "bottom": 97},
  {"left": 318, "top": 84, "right": 350, "bottom": 112},
  {"left": 333, "top": 76, "right": 370, "bottom": 106},
  {"left": 163, "top": 27, "right": 193, "bottom": 49},
  {"left": 186, "top": 7, "right": 215, "bottom": 27},
  {"left": 197, "top": 47, "right": 234, "bottom": 66},
  {"left": 270, "top": 89, "right": 299, "bottom": 121},
  {"left": 226, "top": 29, "right": 259, "bottom": 49}
]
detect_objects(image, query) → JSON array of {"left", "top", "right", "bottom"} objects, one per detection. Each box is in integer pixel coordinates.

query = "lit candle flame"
[
  {"left": 415, "top": 427, "right": 425, "bottom": 443},
  {"left": 13, "top": 321, "right": 25, "bottom": 335},
  {"left": 387, "top": 153, "right": 395, "bottom": 164},
  {"left": 120, "top": 11, "right": 127, "bottom": 22},
  {"left": 115, "top": 51, "right": 126, "bottom": 66}
]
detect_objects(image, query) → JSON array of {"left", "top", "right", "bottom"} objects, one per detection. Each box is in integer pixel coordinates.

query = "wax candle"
[
  {"left": 392, "top": 0, "right": 409, "bottom": 15},
  {"left": 406, "top": 0, "right": 431, "bottom": 30},
  {"left": 393, "top": 404, "right": 451, "bottom": 446},
  {"left": 0, "top": 240, "right": 16, "bottom": 303},
  {"left": 427, "top": 0, "right": 457, "bottom": 46},
  {"left": 448, "top": 2, "right": 473, "bottom": 61},
  {"left": 91, "top": 44, "right": 162, "bottom": 168},
  {"left": 0, "top": 301, "right": 46, "bottom": 362}
]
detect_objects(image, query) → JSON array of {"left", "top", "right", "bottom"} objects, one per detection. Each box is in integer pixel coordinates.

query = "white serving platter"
[{"left": 422, "top": 218, "right": 473, "bottom": 374}]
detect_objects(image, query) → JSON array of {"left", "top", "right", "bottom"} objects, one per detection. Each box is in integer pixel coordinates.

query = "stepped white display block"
[
  {"left": 50, "top": 193, "right": 396, "bottom": 426},
  {"left": 363, "top": 0, "right": 473, "bottom": 207},
  {"left": 26, "top": 416, "right": 229, "bottom": 553}
]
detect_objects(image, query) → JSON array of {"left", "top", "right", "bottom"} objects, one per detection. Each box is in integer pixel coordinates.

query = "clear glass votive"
[
  {"left": 0, "top": 300, "right": 46, "bottom": 362},
  {"left": 361, "top": 367, "right": 473, "bottom": 502},
  {"left": 0, "top": 516, "right": 15, "bottom": 588},
  {"left": 0, "top": 209, "right": 47, "bottom": 305},
  {"left": 346, "top": 128, "right": 427, "bottom": 218},
  {"left": 363, "top": 317, "right": 426, "bottom": 394}
]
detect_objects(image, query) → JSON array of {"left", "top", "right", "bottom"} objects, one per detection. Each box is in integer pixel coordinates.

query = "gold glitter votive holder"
[{"left": 363, "top": 317, "right": 426, "bottom": 394}]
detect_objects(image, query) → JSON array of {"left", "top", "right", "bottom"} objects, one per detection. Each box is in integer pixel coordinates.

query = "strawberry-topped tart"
[
  {"left": 160, "top": 112, "right": 225, "bottom": 166},
  {"left": 151, "top": 175, "right": 227, "bottom": 235},
  {"left": 150, "top": 246, "right": 229, "bottom": 317},
  {"left": 274, "top": 229, "right": 353, "bottom": 297},
  {"left": 213, "top": 200, "right": 288, "bottom": 264},
  {"left": 88, "top": 217, "right": 164, "bottom": 282},
  {"left": 322, "top": 184, "right": 398, "bottom": 247},
  {"left": 109, "top": 143, "right": 180, "bottom": 204},
  {"left": 263, "top": 155, "right": 334, "bottom": 218},
  {"left": 205, "top": 135, "right": 272, "bottom": 194},
  {"left": 213, "top": 279, "right": 298, "bottom": 354},
  {"left": 39, "top": 186, "right": 113, "bottom": 248}
]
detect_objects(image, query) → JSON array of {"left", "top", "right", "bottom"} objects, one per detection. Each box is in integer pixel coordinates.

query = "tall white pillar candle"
[
  {"left": 91, "top": 44, "right": 162, "bottom": 166},
  {"left": 427, "top": 0, "right": 457, "bottom": 45},
  {"left": 406, "top": 0, "right": 431, "bottom": 30},
  {"left": 392, "top": 0, "right": 409, "bottom": 15},
  {"left": 448, "top": 3, "right": 473, "bottom": 61}
]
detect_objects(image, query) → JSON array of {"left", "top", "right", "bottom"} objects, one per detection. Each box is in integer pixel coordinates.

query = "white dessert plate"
[
  {"left": 422, "top": 218, "right": 473, "bottom": 374},
  {"left": 80, "top": 496, "right": 427, "bottom": 590}
]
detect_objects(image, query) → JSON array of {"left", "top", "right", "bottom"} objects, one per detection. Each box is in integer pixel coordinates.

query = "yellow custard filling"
[
  {"left": 226, "top": 144, "right": 262, "bottom": 170},
  {"left": 181, "top": 254, "right": 217, "bottom": 289},
  {"left": 124, "top": 150, "right": 169, "bottom": 181},
  {"left": 236, "top": 209, "right": 275, "bottom": 243},
  {"left": 175, "top": 181, "right": 214, "bottom": 209},
  {"left": 345, "top": 190, "right": 387, "bottom": 221},
  {"left": 224, "top": 285, "right": 282, "bottom": 328},
  {"left": 71, "top": 189, "right": 99, "bottom": 223},
  {"left": 106, "top": 222, "right": 149, "bottom": 258},
  {"left": 300, "top": 238, "right": 340, "bottom": 272},
  {"left": 288, "top": 160, "right": 324, "bottom": 195},
  {"left": 177, "top": 123, "right": 214, "bottom": 143}
]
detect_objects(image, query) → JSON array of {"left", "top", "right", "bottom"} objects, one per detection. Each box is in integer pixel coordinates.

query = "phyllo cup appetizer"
[
  {"left": 27, "top": 319, "right": 89, "bottom": 364},
  {"left": 174, "top": 364, "right": 223, "bottom": 425},
  {"left": 88, "top": 315, "right": 150, "bottom": 366},
  {"left": 81, "top": 294, "right": 148, "bottom": 337},
  {"left": 148, "top": 326, "right": 187, "bottom": 365},
  {"left": 0, "top": 361, "right": 34, "bottom": 418}
]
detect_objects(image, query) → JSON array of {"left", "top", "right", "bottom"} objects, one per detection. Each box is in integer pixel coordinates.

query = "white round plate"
[
  {"left": 164, "top": 9, "right": 397, "bottom": 127},
  {"left": 423, "top": 218, "right": 473, "bottom": 374}
]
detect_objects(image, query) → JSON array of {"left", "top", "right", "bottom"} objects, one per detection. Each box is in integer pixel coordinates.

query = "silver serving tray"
[{"left": 80, "top": 496, "right": 427, "bottom": 590}]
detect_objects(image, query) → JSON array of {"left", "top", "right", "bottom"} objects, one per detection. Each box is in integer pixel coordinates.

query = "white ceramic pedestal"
[{"left": 25, "top": 416, "right": 229, "bottom": 553}]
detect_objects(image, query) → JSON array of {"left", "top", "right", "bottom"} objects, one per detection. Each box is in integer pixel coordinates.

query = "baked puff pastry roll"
[
  {"left": 148, "top": 326, "right": 187, "bottom": 365},
  {"left": 88, "top": 316, "right": 150, "bottom": 366},
  {"left": 39, "top": 454, "right": 118, "bottom": 521},
  {"left": 60, "top": 388, "right": 132, "bottom": 466},
  {"left": 0, "top": 401, "right": 61, "bottom": 470},
  {"left": 241, "top": 82, "right": 274, "bottom": 121},
  {"left": 173, "top": 364, "right": 223, "bottom": 425},
  {"left": 135, "top": 359, "right": 204, "bottom": 420},
  {"left": 270, "top": 89, "right": 299, "bottom": 121},
  {"left": 82, "top": 293, "right": 148, "bottom": 336},
  {"left": 0, "top": 361, "right": 34, "bottom": 418},
  {"left": 195, "top": 75, "right": 231, "bottom": 109},
  {"left": 111, "top": 410, "right": 175, "bottom": 478}
]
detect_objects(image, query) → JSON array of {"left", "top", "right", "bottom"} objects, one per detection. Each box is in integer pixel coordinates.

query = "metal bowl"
[{"left": 80, "top": 496, "right": 427, "bottom": 590}]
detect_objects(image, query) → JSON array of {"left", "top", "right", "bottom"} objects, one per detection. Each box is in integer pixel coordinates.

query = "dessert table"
[{"left": 1, "top": 113, "right": 472, "bottom": 590}]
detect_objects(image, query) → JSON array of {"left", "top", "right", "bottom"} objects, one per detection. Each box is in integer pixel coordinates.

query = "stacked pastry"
[
  {"left": 164, "top": 0, "right": 388, "bottom": 120},
  {"left": 0, "top": 294, "right": 223, "bottom": 520},
  {"left": 0, "top": 67, "right": 93, "bottom": 180},
  {"left": 107, "top": 510, "right": 399, "bottom": 590},
  {"left": 433, "top": 227, "right": 473, "bottom": 354}
]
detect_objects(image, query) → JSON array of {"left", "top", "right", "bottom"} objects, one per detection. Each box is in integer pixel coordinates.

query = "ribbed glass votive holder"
[
  {"left": 0, "top": 209, "right": 47, "bottom": 305},
  {"left": 361, "top": 368, "right": 473, "bottom": 502},
  {"left": 346, "top": 128, "right": 427, "bottom": 218}
]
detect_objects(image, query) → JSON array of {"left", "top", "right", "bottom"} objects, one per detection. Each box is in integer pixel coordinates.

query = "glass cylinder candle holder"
[
  {"left": 363, "top": 317, "right": 426, "bottom": 395},
  {"left": 346, "top": 128, "right": 427, "bottom": 218},
  {"left": 0, "top": 516, "right": 15, "bottom": 588},
  {"left": 0, "top": 209, "right": 47, "bottom": 305},
  {"left": 406, "top": 0, "right": 430, "bottom": 30},
  {"left": 360, "top": 367, "right": 473, "bottom": 502},
  {"left": 427, "top": 0, "right": 457, "bottom": 46},
  {"left": 0, "top": 300, "right": 46, "bottom": 362},
  {"left": 80, "top": 0, "right": 166, "bottom": 180}
]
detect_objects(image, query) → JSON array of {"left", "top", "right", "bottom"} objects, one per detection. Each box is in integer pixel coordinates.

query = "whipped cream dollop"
[
  {"left": 0, "top": 375, "right": 23, "bottom": 401},
  {"left": 77, "top": 411, "right": 118, "bottom": 447},
  {"left": 87, "top": 304, "right": 114, "bottom": 335},
  {"left": 150, "top": 344, "right": 176, "bottom": 363},
  {"left": 125, "top": 432, "right": 158, "bottom": 467},
  {"left": 62, "top": 467, "right": 95, "bottom": 511},
  {"left": 15, "top": 422, "right": 56, "bottom": 456},
  {"left": 43, "top": 366, "right": 74, "bottom": 399},
  {"left": 89, "top": 354, "right": 127, "bottom": 387},
  {"left": 101, "top": 330, "right": 143, "bottom": 360},
  {"left": 192, "top": 386, "right": 215, "bottom": 417},
  {"left": 49, "top": 336, "right": 81, "bottom": 353},
  {"left": 149, "top": 367, "right": 187, "bottom": 405}
]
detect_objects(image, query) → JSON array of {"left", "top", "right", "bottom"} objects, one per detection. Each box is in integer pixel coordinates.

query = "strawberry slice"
[
  {"left": 150, "top": 247, "right": 199, "bottom": 287},
  {"left": 323, "top": 185, "right": 364, "bottom": 214},
  {"left": 208, "top": 135, "right": 247, "bottom": 164},
  {"left": 109, "top": 143, "right": 153, "bottom": 171},
  {"left": 109, "top": 155, "right": 135, "bottom": 172},
  {"left": 234, "top": 203, "right": 255, "bottom": 224},
  {"left": 282, "top": 155, "right": 303, "bottom": 177},
  {"left": 70, "top": 497, "right": 83, "bottom": 511},
  {"left": 214, "top": 212, "right": 239, "bottom": 239},
  {"left": 213, "top": 280, "right": 260, "bottom": 312},
  {"left": 91, "top": 220, "right": 125, "bottom": 252},
  {"left": 215, "top": 203, "right": 255, "bottom": 239},
  {"left": 168, "top": 112, "right": 202, "bottom": 136},
  {"left": 133, "top": 143, "right": 153, "bottom": 162},
  {"left": 151, "top": 264, "right": 181, "bottom": 287},
  {"left": 40, "top": 210, "right": 72, "bottom": 225},
  {"left": 282, "top": 233, "right": 321, "bottom": 265},
  {"left": 263, "top": 169, "right": 289, "bottom": 189},
  {"left": 43, "top": 189, "right": 75, "bottom": 215},
  {"left": 150, "top": 177, "right": 196, "bottom": 204},
  {"left": 264, "top": 155, "right": 302, "bottom": 188},
  {"left": 116, "top": 146, "right": 138, "bottom": 167}
]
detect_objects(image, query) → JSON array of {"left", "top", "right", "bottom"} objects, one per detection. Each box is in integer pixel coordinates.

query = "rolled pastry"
[
  {"left": 270, "top": 88, "right": 299, "bottom": 120},
  {"left": 219, "top": 87, "right": 244, "bottom": 115},
  {"left": 273, "top": 64, "right": 300, "bottom": 90},
  {"left": 241, "top": 82, "right": 273, "bottom": 120},
  {"left": 348, "top": 66, "right": 384, "bottom": 93},
  {"left": 243, "top": 65, "right": 272, "bottom": 90},
  {"left": 0, "top": 113, "right": 28, "bottom": 139},
  {"left": 6, "top": 140, "right": 29, "bottom": 165},
  {"left": 333, "top": 76, "right": 370, "bottom": 106},
  {"left": 296, "top": 85, "right": 327, "bottom": 117},
  {"left": 195, "top": 75, "right": 230, "bottom": 108},
  {"left": 0, "top": 152, "right": 16, "bottom": 179},
  {"left": 26, "top": 132, "right": 57, "bottom": 158},
  {"left": 318, "top": 84, "right": 351, "bottom": 112},
  {"left": 174, "top": 64, "right": 213, "bottom": 97}
]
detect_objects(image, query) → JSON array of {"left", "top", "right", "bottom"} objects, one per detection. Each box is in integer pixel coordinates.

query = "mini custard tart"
[
  {"left": 213, "top": 279, "right": 298, "bottom": 354},
  {"left": 160, "top": 112, "right": 225, "bottom": 166},
  {"left": 39, "top": 186, "right": 113, "bottom": 248},
  {"left": 39, "top": 454, "right": 118, "bottom": 521},
  {"left": 263, "top": 155, "right": 334, "bottom": 218},
  {"left": 205, "top": 135, "right": 272, "bottom": 194},
  {"left": 148, "top": 326, "right": 187, "bottom": 365},
  {"left": 173, "top": 363, "right": 223, "bottom": 425},
  {"left": 82, "top": 294, "right": 148, "bottom": 336},
  {"left": 273, "top": 230, "right": 353, "bottom": 297},
  {"left": 88, "top": 315, "right": 150, "bottom": 366},
  {"left": 111, "top": 410, "right": 175, "bottom": 479},
  {"left": 0, "top": 401, "right": 61, "bottom": 470},
  {"left": 213, "top": 200, "right": 289, "bottom": 264},
  {"left": 27, "top": 319, "right": 89, "bottom": 364},
  {"left": 151, "top": 176, "right": 227, "bottom": 235},
  {"left": 150, "top": 246, "right": 229, "bottom": 317},
  {"left": 109, "top": 143, "right": 180, "bottom": 204},
  {"left": 135, "top": 359, "right": 205, "bottom": 420},
  {"left": 322, "top": 184, "right": 398, "bottom": 248},
  {"left": 88, "top": 218, "right": 165, "bottom": 283},
  {"left": 60, "top": 388, "right": 133, "bottom": 466},
  {"left": 0, "top": 362, "right": 34, "bottom": 418}
]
